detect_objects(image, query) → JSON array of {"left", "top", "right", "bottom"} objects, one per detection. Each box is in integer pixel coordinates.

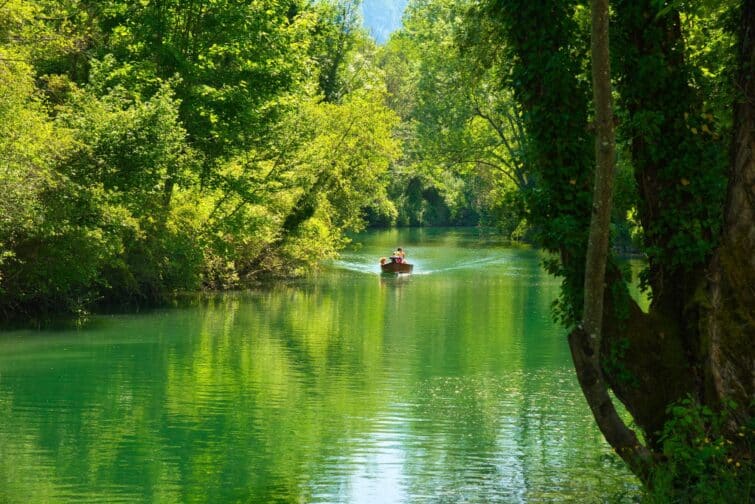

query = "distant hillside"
[{"left": 361, "top": 0, "right": 408, "bottom": 44}]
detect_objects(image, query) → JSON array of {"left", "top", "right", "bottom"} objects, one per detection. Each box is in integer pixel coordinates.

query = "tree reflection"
[{"left": 0, "top": 235, "right": 638, "bottom": 502}]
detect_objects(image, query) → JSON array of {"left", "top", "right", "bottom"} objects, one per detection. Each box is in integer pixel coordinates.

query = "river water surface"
[{"left": 0, "top": 228, "right": 640, "bottom": 503}]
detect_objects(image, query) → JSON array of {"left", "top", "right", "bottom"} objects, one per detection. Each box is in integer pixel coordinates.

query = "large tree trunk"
[
  {"left": 701, "top": 0, "right": 755, "bottom": 437},
  {"left": 605, "top": 0, "right": 724, "bottom": 448},
  {"left": 569, "top": 0, "right": 652, "bottom": 481},
  {"left": 604, "top": 0, "right": 753, "bottom": 459}
]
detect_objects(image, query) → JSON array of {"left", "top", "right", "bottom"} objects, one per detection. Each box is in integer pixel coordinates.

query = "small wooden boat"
[{"left": 380, "top": 259, "right": 413, "bottom": 274}]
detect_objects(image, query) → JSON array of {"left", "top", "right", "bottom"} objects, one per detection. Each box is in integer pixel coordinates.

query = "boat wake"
[
  {"left": 330, "top": 259, "right": 382, "bottom": 275},
  {"left": 331, "top": 254, "right": 512, "bottom": 276},
  {"left": 413, "top": 255, "right": 509, "bottom": 275}
]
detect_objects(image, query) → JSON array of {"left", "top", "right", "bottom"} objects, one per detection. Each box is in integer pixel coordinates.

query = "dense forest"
[
  {"left": 0, "top": 0, "right": 529, "bottom": 319},
  {"left": 1, "top": 0, "right": 752, "bottom": 499}
]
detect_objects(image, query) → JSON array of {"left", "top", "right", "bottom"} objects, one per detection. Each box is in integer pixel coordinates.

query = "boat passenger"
[{"left": 392, "top": 247, "right": 406, "bottom": 264}]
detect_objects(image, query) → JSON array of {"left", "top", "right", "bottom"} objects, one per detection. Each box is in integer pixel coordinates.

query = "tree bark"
[
  {"left": 606, "top": 0, "right": 721, "bottom": 449},
  {"left": 701, "top": 0, "right": 755, "bottom": 433},
  {"left": 583, "top": 0, "right": 615, "bottom": 351},
  {"left": 569, "top": 0, "right": 652, "bottom": 481}
]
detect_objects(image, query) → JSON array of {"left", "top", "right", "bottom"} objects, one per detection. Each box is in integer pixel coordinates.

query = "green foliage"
[
  {"left": 0, "top": 49, "right": 103, "bottom": 316},
  {"left": 645, "top": 397, "right": 754, "bottom": 503},
  {"left": 471, "top": 0, "right": 594, "bottom": 326},
  {"left": 51, "top": 82, "right": 203, "bottom": 300},
  {"left": 0, "top": 58, "right": 192, "bottom": 314},
  {"left": 0, "top": 0, "right": 401, "bottom": 319},
  {"left": 377, "top": 0, "right": 530, "bottom": 231},
  {"left": 0, "top": 66, "right": 57, "bottom": 238},
  {"left": 200, "top": 85, "right": 400, "bottom": 281},
  {"left": 71, "top": 0, "right": 314, "bottom": 163},
  {"left": 57, "top": 82, "right": 194, "bottom": 207},
  {"left": 4, "top": 184, "right": 137, "bottom": 314},
  {"left": 463, "top": 0, "right": 732, "bottom": 324},
  {"left": 613, "top": 0, "right": 730, "bottom": 298},
  {"left": 310, "top": 0, "right": 364, "bottom": 103}
]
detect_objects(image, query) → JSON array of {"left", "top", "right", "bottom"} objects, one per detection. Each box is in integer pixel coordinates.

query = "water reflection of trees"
[{"left": 0, "top": 253, "right": 637, "bottom": 502}]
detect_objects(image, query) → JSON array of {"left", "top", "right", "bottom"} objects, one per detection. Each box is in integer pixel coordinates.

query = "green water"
[{"left": 0, "top": 228, "right": 640, "bottom": 503}]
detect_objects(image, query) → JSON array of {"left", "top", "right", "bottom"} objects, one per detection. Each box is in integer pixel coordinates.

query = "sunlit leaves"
[
  {"left": 379, "top": 0, "right": 529, "bottom": 229},
  {"left": 204, "top": 86, "right": 401, "bottom": 279},
  {"left": 76, "top": 0, "right": 314, "bottom": 162}
]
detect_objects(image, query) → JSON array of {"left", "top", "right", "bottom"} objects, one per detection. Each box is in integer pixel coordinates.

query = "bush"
[{"left": 645, "top": 397, "right": 754, "bottom": 503}]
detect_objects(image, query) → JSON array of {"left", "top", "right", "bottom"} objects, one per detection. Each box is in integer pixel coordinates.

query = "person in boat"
[{"left": 391, "top": 247, "right": 406, "bottom": 264}]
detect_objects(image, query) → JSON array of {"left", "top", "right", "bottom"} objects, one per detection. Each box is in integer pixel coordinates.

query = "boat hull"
[{"left": 380, "top": 262, "right": 413, "bottom": 274}]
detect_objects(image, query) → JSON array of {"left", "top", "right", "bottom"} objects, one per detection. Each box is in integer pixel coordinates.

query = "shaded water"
[{"left": 0, "top": 228, "right": 640, "bottom": 502}]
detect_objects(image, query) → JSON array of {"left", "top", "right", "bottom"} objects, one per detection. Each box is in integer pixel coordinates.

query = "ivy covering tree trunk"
[{"left": 608, "top": 0, "right": 753, "bottom": 457}]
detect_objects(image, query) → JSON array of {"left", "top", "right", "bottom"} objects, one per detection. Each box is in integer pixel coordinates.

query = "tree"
[
  {"left": 379, "top": 0, "right": 531, "bottom": 230},
  {"left": 311, "top": 0, "right": 363, "bottom": 103},
  {"left": 472, "top": 0, "right": 753, "bottom": 494},
  {"left": 570, "top": 0, "right": 652, "bottom": 479},
  {"left": 61, "top": 0, "right": 313, "bottom": 172},
  {"left": 605, "top": 1, "right": 753, "bottom": 487},
  {"left": 471, "top": 0, "right": 594, "bottom": 322},
  {"left": 54, "top": 82, "right": 203, "bottom": 300},
  {"left": 0, "top": 0, "right": 401, "bottom": 316},
  {"left": 703, "top": 0, "right": 754, "bottom": 444},
  {"left": 0, "top": 1, "right": 127, "bottom": 317}
]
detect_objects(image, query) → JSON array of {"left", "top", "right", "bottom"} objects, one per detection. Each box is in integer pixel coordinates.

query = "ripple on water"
[{"left": 0, "top": 229, "right": 641, "bottom": 503}]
